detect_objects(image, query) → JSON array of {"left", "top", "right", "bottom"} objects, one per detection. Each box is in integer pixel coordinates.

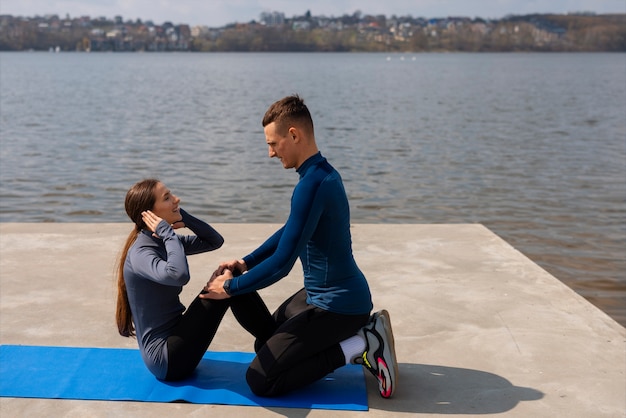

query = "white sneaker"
[{"left": 353, "top": 310, "right": 398, "bottom": 398}]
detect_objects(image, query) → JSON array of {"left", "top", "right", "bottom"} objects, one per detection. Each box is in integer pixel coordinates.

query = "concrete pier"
[{"left": 1, "top": 223, "right": 624, "bottom": 417}]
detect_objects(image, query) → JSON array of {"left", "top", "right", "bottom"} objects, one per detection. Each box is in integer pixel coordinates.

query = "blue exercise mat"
[{"left": 0, "top": 345, "right": 368, "bottom": 411}]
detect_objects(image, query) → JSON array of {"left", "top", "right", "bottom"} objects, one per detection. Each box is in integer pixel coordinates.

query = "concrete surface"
[{"left": 0, "top": 223, "right": 624, "bottom": 417}]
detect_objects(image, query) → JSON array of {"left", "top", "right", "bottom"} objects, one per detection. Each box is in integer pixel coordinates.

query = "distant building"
[{"left": 260, "top": 11, "right": 285, "bottom": 27}]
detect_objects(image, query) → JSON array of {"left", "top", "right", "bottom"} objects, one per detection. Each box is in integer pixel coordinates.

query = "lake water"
[{"left": 1, "top": 52, "right": 625, "bottom": 326}]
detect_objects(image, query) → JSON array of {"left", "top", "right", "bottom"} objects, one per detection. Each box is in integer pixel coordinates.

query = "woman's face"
[{"left": 151, "top": 182, "right": 182, "bottom": 225}]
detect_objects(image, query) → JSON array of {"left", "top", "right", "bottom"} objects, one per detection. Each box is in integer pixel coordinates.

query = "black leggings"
[
  {"left": 246, "top": 288, "right": 369, "bottom": 397},
  {"left": 165, "top": 291, "right": 274, "bottom": 381}
]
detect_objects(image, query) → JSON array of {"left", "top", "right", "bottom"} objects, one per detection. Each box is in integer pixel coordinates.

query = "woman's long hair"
[{"left": 116, "top": 178, "right": 160, "bottom": 337}]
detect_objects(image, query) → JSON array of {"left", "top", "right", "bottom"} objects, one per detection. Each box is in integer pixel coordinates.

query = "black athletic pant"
[
  {"left": 246, "top": 288, "right": 369, "bottom": 397},
  {"left": 165, "top": 291, "right": 275, "bottom": 381}
]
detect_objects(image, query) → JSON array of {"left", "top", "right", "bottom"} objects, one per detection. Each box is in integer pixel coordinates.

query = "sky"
[{"left": 1, "top": 0, "right": 625, "bottom": 27}]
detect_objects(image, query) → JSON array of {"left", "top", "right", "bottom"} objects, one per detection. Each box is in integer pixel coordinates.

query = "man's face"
[{"left": 264, "top": 122, "right": 297, "bottom": 169}]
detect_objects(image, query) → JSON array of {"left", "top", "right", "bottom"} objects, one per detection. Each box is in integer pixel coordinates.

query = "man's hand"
[{"left": 200, "top": 269, "right": 233, "bottom": 300}]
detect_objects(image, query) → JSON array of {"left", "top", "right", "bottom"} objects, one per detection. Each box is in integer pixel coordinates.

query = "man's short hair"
[{"left": 262, "top": 94, "right": 314, "bottom": 136}]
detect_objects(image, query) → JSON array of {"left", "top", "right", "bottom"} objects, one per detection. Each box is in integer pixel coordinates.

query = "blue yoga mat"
[{"left": 0, "top": 345, "right": 367, "bottom": 411}]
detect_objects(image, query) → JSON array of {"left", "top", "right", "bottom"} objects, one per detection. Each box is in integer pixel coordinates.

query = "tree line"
[{"left": 0, "top": 12, "right": 624, "bottom": 52}]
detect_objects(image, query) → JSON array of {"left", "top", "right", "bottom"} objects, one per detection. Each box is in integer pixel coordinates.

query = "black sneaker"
[{"left": 353, "top": 309, "right": 398, "bottom": 398}]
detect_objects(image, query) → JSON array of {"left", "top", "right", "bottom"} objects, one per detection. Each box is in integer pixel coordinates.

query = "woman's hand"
[
  {"left": 212, "top": 259, "right": 248, "bottom": 278},
  {"left": 142, "top": 210, "right": 163, "bottom": 236},
  {"left": 142, "top": 210, "right": 185, "bottom": 237},
  {"left": 171, "top": 219, "right": 185, "bottom": 230}
]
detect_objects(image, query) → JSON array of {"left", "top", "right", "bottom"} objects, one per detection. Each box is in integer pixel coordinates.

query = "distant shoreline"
[{"left": 1, "top": 13, "right": 625, "bottom": 52}]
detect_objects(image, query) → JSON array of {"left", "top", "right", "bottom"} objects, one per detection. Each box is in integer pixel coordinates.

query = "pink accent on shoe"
[{"left": 376, "top": 357, "right": 393, "bottom": 398}]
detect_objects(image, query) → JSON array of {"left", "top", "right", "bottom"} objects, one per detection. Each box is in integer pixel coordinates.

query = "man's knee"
[{"left": 246, "top": 366, "right": 275, "bottom": 397}]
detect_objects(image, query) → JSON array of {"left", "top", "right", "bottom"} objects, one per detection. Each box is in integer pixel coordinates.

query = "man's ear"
[{"left": 288, "top": 127, "right": 299, "bottom": 142}]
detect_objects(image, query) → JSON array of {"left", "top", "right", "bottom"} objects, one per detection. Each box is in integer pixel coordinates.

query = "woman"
[{"left": 116, "top": 179, "right": 273, "bottom": 381}]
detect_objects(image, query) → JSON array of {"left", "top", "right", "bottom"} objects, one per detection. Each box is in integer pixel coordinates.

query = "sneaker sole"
[{"left": 373, "top": 309, "right": 399, "bottom": 398}]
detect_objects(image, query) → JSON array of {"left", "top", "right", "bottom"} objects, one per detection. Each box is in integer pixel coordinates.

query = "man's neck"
[{"left": 295, "top": 146, "right": 319, "bottom": 170}]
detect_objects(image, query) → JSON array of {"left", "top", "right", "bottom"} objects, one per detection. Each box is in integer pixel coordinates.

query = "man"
[{"left": 203, "top": 95, "right": 398, "bottom": 398}]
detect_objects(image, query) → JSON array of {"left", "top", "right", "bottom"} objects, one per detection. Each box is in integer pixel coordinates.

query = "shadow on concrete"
[
  {"left": 366, "top": 363, "right": 544, "bottom": 414},
  {"left": 258, "top": 363, "right": 544, "bottom": 416}
]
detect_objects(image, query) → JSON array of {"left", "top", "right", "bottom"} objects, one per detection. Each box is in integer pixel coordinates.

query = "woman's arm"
[
  {"left": 177, "top": 209, "right": 224, "bottom": 255},
  {"left": 130, "top": 219, "right": 191, "bottom": 286}
]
